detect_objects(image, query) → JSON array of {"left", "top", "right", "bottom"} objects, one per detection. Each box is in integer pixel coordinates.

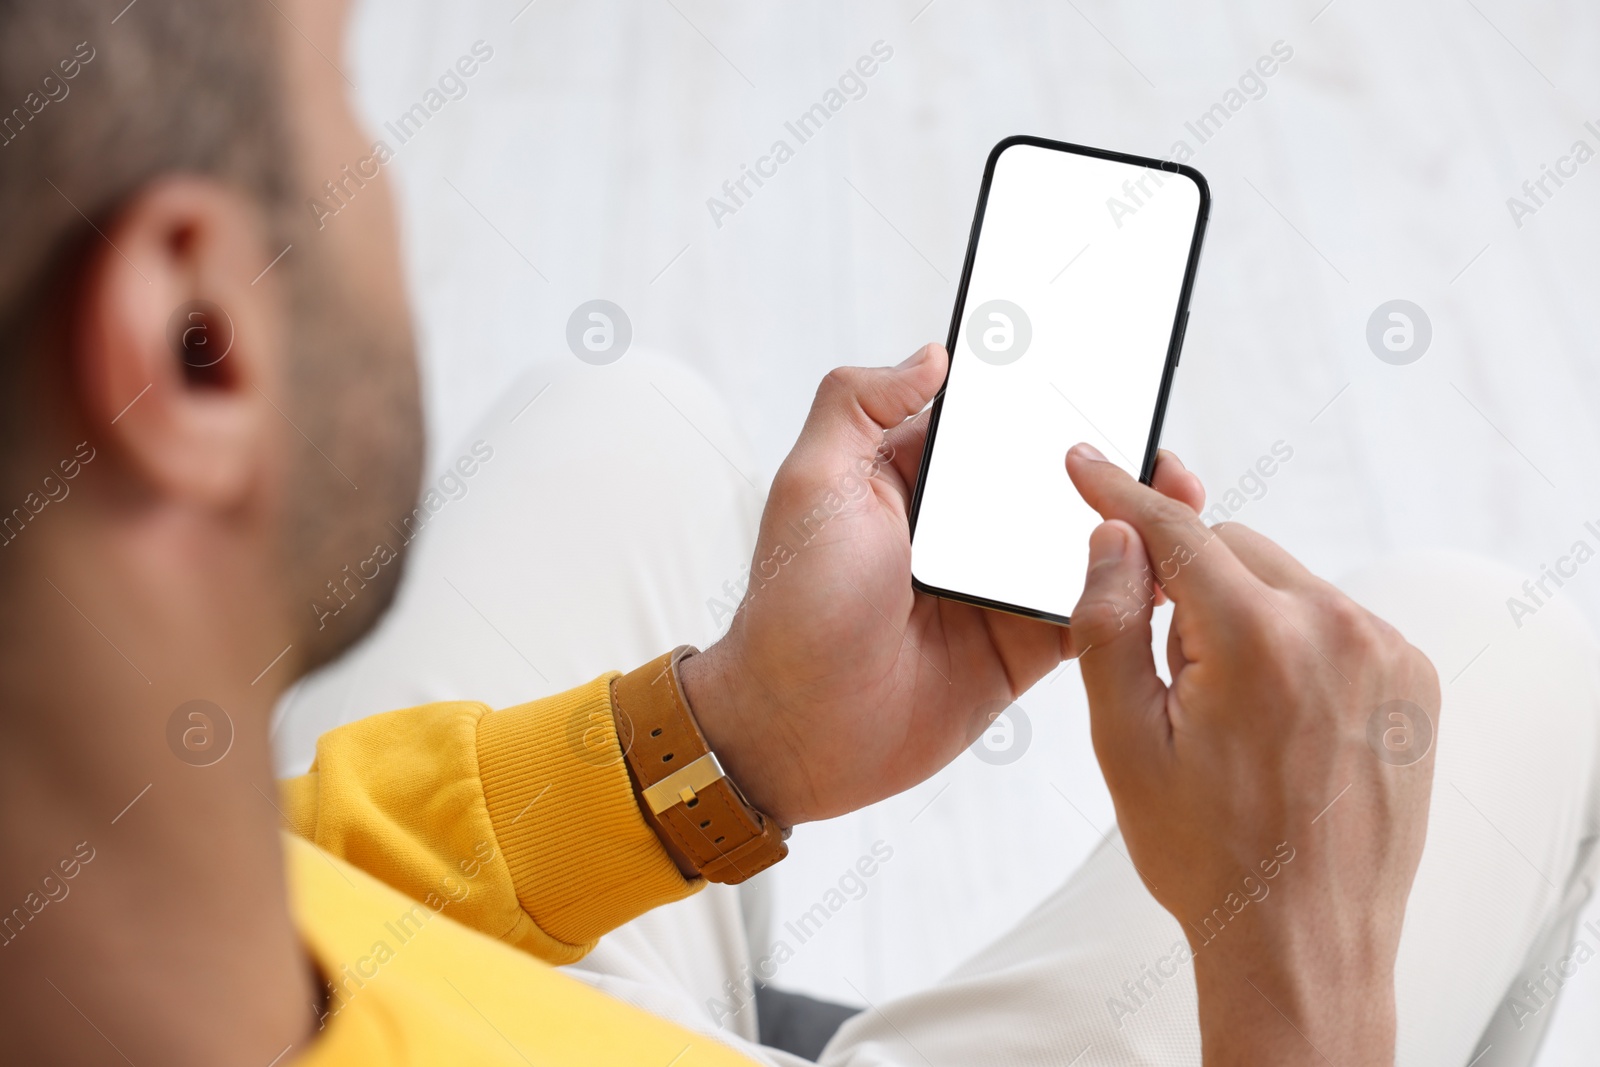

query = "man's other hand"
[
  {"left": 1064, "top": 443, "right": 1440, "bottom": 1065},
  {"left": 678, "top": 344, "right": 1203, "bottom": 828}
]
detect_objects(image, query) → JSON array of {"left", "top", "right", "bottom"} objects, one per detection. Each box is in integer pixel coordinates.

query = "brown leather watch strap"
[{"left": 612, "top": 646, "right": 788, "bottom": 884}]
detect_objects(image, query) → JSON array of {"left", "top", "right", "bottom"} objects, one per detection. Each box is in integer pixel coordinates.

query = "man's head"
[{"left": 0, "top": 0, "right": 423, "bottom": 681}]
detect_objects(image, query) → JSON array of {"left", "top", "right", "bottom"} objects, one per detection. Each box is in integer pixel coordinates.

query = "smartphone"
[{"left": 908, "top": 136, "right": 1209, "bottom": 625}]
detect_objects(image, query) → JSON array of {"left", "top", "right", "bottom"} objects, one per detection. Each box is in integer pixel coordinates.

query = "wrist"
[
  {"left": 1192, "top": 945, "right": 1395, "bottom": 1065},
  {"left": 676, "top": 640, "right": 802, "bottom": 828},
  {"left": 610, "top": 647, "right": 790, "bottom": 884}
]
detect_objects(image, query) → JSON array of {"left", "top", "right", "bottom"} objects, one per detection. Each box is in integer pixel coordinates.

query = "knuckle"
[
  {"left": 1252, "top": 609, "right": 1307, "bottom": 667},
  {"left": 1143, "top": 495, "right": 1195, "bottom": 528},
  {"left": 1221, "top": 590, "right": 1284, "bottom": 650},
  {"left": 1318, "top": 590, "right": 1372, "bottom": 644},
  {"left": 1411, "top": 646, "right": 1443, "bottom": 711},
  {"left": 1365, "top": 613, "right": 1409, "bottom": 661},
  {"left": 1312, "top": 593, "right": 1416, "bottom": 686},
  {"left": 1235, "top": 592, "right": 1316, "bottom": 671},
  {"left": 1072, "top": 593, "right": 1139, "bottom": 646},
  {"left": 818, "top": 366, "right": 866, "bottom": 399}
]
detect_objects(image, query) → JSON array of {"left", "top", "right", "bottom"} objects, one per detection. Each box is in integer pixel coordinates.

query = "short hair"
[{"left": 0, "top": 0, "right": 292, "bottom": 388}]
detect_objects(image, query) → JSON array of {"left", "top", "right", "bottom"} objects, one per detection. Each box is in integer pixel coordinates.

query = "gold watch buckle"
[{"left": 640, "top": 752, "right": 727, "bottom": 816}]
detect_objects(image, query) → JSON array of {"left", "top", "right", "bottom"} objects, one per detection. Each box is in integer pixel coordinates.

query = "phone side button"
[{"left": 1174, "top": 311, "right": 1189, "bottom": 365}]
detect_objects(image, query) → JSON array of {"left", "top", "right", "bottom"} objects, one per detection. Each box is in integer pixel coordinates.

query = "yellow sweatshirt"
[{"left": 281, "top": 673, "right": 757, "bottom": 1066}]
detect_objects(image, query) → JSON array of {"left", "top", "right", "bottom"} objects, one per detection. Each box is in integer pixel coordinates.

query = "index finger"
[{"left": 1065, "top": 443, "right": 1254, "bottom": 610}]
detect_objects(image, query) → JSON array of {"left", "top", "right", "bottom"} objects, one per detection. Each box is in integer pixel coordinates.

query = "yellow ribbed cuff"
[{"left": 476, "top": 674, "right": 698, "bottom": 956}]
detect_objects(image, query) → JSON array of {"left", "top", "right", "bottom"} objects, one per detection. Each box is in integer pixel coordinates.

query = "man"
[{"left": 0, "top": 3, "right": 1594, "bottom": 1067}]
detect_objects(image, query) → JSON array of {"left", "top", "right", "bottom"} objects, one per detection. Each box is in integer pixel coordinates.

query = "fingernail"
[
  {"left": 1088, "top": 522, "right": 1127, "bottom": 568},
  {"left": 1071, "top": 442, "right": 1106, "bottom": 462},
  {"left": 897, "top": 345, "right": 931, "bottom": 369}
]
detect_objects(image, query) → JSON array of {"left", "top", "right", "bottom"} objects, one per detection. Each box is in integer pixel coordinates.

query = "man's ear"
[{"left": 73, "top": 176, "right": 285, "bottom": 508}]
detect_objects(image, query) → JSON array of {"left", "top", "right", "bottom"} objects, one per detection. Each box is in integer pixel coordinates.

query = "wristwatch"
[{"left": 611, "top": 646, "right": 788, "bottom": 884}]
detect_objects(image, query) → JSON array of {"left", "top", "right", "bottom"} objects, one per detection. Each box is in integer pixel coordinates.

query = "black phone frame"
[{"left": 906, "top": 134, "right": 1211, "bottom": 626}]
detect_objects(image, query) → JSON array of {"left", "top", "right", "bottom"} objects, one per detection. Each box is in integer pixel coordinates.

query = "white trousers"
[{"left": 273, "top": 352, "right": 1600, "bottom": 1067}]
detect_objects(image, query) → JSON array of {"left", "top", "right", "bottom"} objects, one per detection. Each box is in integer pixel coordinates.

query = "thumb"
[
  {"left": 800, "top": 345, "right": 947, "bottom": 450},
  {"left": 1070, "top": 521, "right": 1168, "bottom": 777}
]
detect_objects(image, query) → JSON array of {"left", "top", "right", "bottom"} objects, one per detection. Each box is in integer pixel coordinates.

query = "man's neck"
[{"left": 0, "top": 528, "right": 318, "bottom": 1066}]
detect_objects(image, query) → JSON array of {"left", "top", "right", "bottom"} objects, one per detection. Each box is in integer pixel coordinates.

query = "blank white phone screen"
[{"left": 911, "top": 142, "right": 1203, "bottom": 621}]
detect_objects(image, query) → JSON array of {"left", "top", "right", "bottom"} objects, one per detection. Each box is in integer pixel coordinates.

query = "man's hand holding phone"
[
  {"left": 679, "top": 345, "right": 1205, "bottom": 828},
  {"left": 1065, "top": 443, "right": 1440, "bottom": 1065}
]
